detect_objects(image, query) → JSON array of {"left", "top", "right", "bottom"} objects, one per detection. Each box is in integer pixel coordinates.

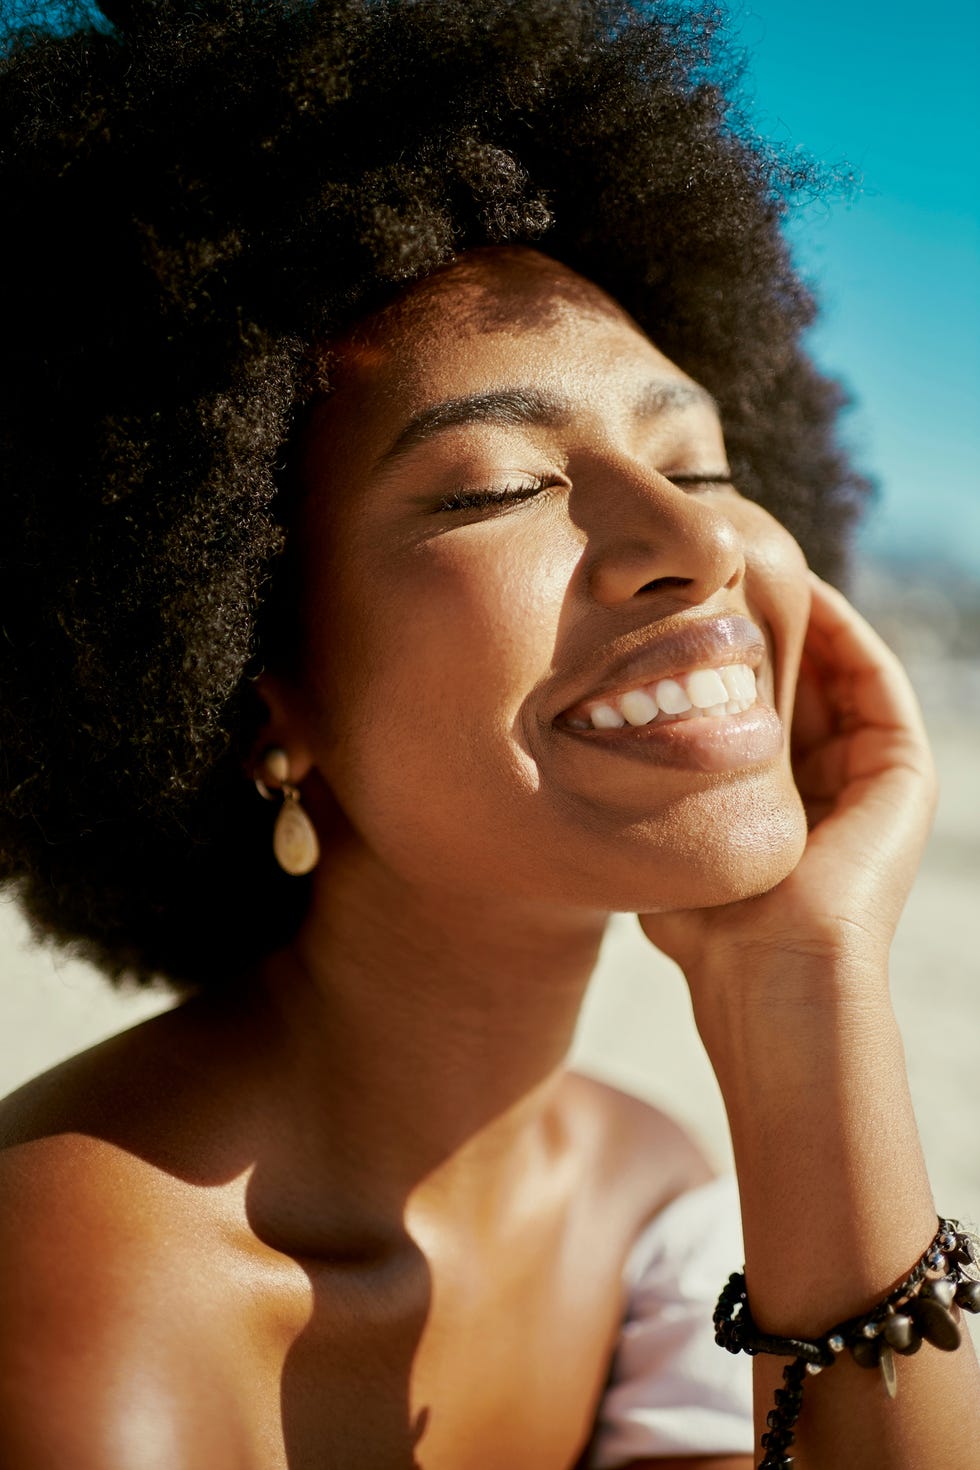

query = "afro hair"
[{"left": 0, "top": 0, "right": 870, "bottom": 989}]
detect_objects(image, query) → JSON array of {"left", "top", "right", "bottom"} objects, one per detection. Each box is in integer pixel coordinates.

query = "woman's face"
[{"left": 279, "top": 248, "right": 810, "bottom": 917}]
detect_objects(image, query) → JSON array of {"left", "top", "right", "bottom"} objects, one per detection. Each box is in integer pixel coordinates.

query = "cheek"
[
  {"left": 409, "top": 521, "right": 569, "bottom": 687},
  {"left": 305, "top": 516, "right": 582, "bottom": 868},
  {"left": 379, "top": 517, "right": 578, "bottom": 727}
]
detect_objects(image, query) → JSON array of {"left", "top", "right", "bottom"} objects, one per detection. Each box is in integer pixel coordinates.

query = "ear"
[{"left": 250, "top": 672, "right": 316, "bottom": 785}]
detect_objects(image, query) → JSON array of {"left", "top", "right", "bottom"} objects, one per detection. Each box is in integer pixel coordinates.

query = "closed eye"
[
  {"left": 436, "top": 475, "right": 552, "bottom": 513},
  {"left": 666, "top": 472, "right": 735, "bottom": 491},
  {"left": 436, "top": 470, "right": 731, "bottom": 514}
]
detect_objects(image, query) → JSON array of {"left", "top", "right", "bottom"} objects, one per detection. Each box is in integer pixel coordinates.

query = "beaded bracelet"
[{"left": 714, "top": 1218, "right": 980, "bottom": 1470}]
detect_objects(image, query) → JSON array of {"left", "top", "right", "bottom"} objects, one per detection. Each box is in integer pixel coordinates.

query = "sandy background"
[{"left": 1, "top": 640, "right": 978, "bottom": 1345}]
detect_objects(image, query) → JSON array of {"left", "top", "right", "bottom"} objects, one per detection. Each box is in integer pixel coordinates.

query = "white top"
[{"left": 587, "top": 1175, "right": 754, "bottom": 1467}]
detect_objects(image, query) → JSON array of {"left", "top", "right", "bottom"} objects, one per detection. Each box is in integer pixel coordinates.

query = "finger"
[
  {"left": 804, "top": 573, "right": 928, "bottom": 741},
  {"left": 792, "top": 733, "right": 849, "bottom": 803},
  {"left": 790, "top": 655, "right": 834, "bottom": 753}
]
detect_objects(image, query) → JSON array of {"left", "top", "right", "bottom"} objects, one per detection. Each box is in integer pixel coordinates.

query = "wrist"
[
  {"left": 688, "top": 939, "right": 890, "bottom": 1028},
  {"left": 688, "top": 949, "right": 902, "bottom": 1099}
]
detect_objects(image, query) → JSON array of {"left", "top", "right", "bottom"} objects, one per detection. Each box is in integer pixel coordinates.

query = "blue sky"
[{"left": 734, "top": 0, "right": 980, "bottom": 577}]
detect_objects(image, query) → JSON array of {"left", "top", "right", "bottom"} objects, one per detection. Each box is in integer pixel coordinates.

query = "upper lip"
[{"left": 551, "top": 613, "right": 768, "bottom": 721}]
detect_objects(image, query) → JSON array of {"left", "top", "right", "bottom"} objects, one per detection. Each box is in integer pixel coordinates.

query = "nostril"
[{"left": 637, "top": 576, "right": 694, "bottom": 594}]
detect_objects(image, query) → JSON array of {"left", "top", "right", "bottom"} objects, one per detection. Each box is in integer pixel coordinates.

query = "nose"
[{"left": 582, "top": 460, "right": 746, "bottom": 608}]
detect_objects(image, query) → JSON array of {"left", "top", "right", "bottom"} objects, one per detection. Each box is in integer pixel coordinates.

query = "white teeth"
[
  {"left": 591, "top": 702, "right": 626, "bottom": 729},
  {"left": 653, "top": 678, "right": 692, "bottom": 714},
  {"left": 724, "top": 665, "right": 756, "bottom": 701},
  {"left": 720, "top": 666, "right": 742, "bottom": 701},
  {"left": 580, "top": 662, "right": 758, "bottom": 731},
  {"left": 686, "top": 668, "right": 729, "bottom": 709},
  {"left": 620, "top": 689, "right": 659, "bottom": 726}
]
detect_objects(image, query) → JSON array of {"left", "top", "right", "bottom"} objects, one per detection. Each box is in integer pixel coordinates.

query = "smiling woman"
[{"left": 1, "top": 3, "right": 978, "bottom": 1469}]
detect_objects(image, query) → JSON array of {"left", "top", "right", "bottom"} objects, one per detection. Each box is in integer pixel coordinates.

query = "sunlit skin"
[
  {"left": 277, "top": 248, "right": 811, "bottom": 927},
  {"left": 0, "top": 248, "right": 978, "bottom": 1470}
]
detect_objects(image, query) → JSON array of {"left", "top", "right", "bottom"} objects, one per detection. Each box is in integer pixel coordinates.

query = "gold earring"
[{"left": 254, "top": 747, "right": 320, "bottom": 876}]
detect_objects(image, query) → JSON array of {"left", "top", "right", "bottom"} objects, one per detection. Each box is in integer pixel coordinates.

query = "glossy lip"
[
  {"left": 552, "top": 613, "right": 769, "bottom": 727},
  {"left": 553, "top": 703, "right": 785, "bottom": 773}
]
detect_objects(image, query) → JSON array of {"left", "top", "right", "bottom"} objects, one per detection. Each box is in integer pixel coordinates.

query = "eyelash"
[
  {"left": 437, "top": 471, "right": 733, "bottom": 514},
  {"left": 665, "top": 473, "right": 735, "bottom": 492},
  {"left": 436, "top": 475, "right": 551, "bottom": 513}
]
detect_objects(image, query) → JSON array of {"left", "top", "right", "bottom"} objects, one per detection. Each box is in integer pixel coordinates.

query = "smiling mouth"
[{"left": 560, "top": 662, "right": 759, "bottom": 732}]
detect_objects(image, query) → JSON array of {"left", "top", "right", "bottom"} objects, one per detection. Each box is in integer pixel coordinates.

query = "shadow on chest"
[{"left": 276, "top": 1219, "right": 627, "bottom": 1470}]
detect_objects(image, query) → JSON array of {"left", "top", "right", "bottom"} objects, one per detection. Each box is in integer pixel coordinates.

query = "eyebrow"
[{"left": 374, "top": 379, "right": 717, "bottom": 469}]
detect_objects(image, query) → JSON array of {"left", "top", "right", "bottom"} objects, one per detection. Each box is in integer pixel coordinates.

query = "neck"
[{"left": 243, "top": 844, "right": 607, "bottom": 1231}]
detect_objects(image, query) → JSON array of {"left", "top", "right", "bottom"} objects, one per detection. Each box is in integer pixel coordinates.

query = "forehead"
[
  {"left": 327, "top": 249, "right": 699, "bottom": 412},
  {"left": 365, "top": 248, "right": 627, "bottom": 340}
]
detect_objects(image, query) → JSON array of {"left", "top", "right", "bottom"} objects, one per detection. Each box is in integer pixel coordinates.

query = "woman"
[{"left": 0, "top": 2, "right": 977, "bottom": 1467}]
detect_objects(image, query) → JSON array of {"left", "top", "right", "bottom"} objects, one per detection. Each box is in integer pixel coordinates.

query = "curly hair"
[{"left": 0, "top": 0, "right": 870, "bottom": 990}]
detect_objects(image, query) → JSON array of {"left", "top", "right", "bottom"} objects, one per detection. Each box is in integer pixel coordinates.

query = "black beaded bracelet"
[{"left": 714, "top": 1218, "right": 980, "bottom": 1470}]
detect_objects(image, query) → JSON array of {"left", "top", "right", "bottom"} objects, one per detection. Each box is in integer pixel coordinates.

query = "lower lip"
[{"left": 554, "top": 705, "right": 785, "bottom": 773}]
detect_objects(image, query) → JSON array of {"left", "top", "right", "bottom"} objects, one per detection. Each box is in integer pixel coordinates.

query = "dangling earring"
[{"left": 254, "top": 747, "right": 320, "bottom": 876}]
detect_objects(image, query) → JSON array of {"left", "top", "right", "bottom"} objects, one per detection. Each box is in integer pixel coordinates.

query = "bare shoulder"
[
  {"left": 0, "top": 1148, "right": 233, "bottom": 1468},
  {"left": 556, "top": 1070, "right": 715, "bottom": 1220},
  {"left": 0, "top": 1146, "right": 248, "bottom": 1468},
  {"left": 0, "top": 1027, "right": 255, "bottom": 1468}
]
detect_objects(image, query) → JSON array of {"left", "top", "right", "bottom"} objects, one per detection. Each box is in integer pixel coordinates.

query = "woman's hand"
[
  {"left": 640, "top": 578, "right": 979, "bottom": 1468},
  {"left": 639, "top": 574, "right": 936, "bottom": 996}
]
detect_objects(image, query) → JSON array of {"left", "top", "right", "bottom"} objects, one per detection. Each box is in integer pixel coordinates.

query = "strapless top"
[{"left": 588, "top": 1174, "right": 753, "bottom": 1467}]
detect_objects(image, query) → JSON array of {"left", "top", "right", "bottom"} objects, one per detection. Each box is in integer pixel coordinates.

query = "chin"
[
  {"left": 687, "top": 831, "right": 808, "bottom": 910},
  {"left": 585, "top": 785, "right": 810, "bottom": 916}
]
